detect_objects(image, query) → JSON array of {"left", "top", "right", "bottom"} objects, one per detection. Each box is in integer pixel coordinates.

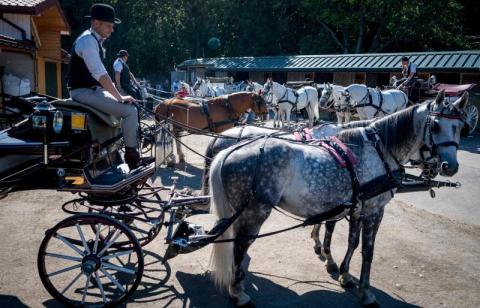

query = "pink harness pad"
[
  {"left": 293, "top": 131, "right": 302, "bottom": 141},
  {"left": 319, "top": 141, "right": 347, "bottom": 168},
  {"left": 329, "top": 136, "right": 358, "bottom": 166},
  {"left": 303, "top": 128, "right": 313, "bottom": 141}
]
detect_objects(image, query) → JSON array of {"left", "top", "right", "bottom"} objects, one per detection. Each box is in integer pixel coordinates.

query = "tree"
[{"left": 299, "top": 0, "right": 466, "bottom": 53}]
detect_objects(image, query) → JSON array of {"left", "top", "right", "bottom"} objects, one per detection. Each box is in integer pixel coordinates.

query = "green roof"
[{"left": 178, "top": 50, "right": 480, "bottom": 73}]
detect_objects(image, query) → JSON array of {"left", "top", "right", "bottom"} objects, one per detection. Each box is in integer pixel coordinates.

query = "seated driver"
[
  {"left": 395, "top": 56, "right": 418, "bottom": 89},
  {"left": 67, "top": 3, "right": 151, "bottom": 170}
]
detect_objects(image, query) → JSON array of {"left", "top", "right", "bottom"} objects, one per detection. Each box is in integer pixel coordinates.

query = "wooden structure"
[
  {"left": 0, "top": 0, "right": 70, "bottom": 98},
  {"left": 178, "top": 51, "right": 480, "bottom": 87}
]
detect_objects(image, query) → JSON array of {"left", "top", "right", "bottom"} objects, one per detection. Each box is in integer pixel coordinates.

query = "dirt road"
[{"left": 0, "top": 133, "right": 478, "bottom": 307}]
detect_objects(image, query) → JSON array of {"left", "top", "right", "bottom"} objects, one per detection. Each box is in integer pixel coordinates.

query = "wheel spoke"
[
  {"left": 100, "top": 268, "right": 126, "bottom": 293},
  {"left": 47, "top": 263, "right": 82, "bottom": 277},
  {"left": 93, "top": 223, "right": 102, "bottom": 254},
  {"left": 81, "top": 274, "right": 91, "bottom": 305},
  {"left": 95, "top": 272, "right": 107, "bottom": 304},
  {"left": 76, "top": 223, "right": 91, "bottom": 255},
  {"left": 61, "top": 271, "right": 83, "bottom": 295},
  {"left": 101, "top": 262, "right": 136, "bottom": 275},
  {"left": 101, "top": 250, "right": 134, "bottom": 260},
  {"left": 55, "top": 234, "right": 85, "bottom": 256},
  {"left": 97, "top": 229, "right": 121, "bottom": 257},
  {"left": 45, "top": 252, "right": 82, "bottom": 262}
]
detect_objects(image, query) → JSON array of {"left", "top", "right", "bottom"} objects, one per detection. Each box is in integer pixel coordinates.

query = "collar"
[{"left": 89, "top": 28, "right": 105, "bottom": 44}]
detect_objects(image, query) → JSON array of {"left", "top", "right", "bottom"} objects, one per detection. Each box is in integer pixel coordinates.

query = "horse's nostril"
[{"left": 441, "top": 162, "right": 448, "bottom": 172}]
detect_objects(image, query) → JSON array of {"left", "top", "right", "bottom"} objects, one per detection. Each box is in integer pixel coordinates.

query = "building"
[
  {"left": 0, "top": 0, "right": 70, "bottom": 98},
  {"left": 177, "top": 50, "right": 480, "bottom": 87}
]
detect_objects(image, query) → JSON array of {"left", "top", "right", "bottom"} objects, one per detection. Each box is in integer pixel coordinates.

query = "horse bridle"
[
  {"left": 424, "top": 106, "right": 466, "bottom": 156},
  {"left": 320, "top": 87, "right": 335, "bottom": 109}
]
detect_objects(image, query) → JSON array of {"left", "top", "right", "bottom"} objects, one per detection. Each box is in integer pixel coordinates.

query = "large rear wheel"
[
  {"left": 38, "top": 213, "right": 144, "bottom": 307},
  {"left": 465, "top": 104, "right": 478, "bottom": 135}
]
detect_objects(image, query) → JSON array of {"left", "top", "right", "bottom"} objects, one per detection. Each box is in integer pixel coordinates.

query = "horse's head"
[
  {"left": 428, "top": 75, "right": 437, "bottom": 87},
  {"left": 319, "top": 83, "right": 333, "bottom": 108},
  {"left": 251, "top": 92, "right": 268, "bottom": 115},
  {"left": 338, "top": 89, "right": 352, "bottom": 109},
  {"left": 193, "top": 78, "right": 203, "bottom": 91},
  {"left": 425, "top": 90, "right": 469, "bottom": 177},
  {"left": 390, "top": 75, "right": 398, "bottom": 86},
  {"left": 263, "top": 78, "right": 273, "bottom": 96}
]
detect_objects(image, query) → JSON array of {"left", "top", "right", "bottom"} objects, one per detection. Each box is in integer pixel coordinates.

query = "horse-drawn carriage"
[{"left": 0, "top": 88, "right": 469, "bottom": 306}]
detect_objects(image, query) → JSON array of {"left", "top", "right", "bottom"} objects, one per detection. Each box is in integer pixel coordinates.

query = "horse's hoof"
[
  {"left": 238, "top": 300, "right": 255, "bottom": 308},
  {"left": 313, "top": 245, "right": 322, "bottom": 255},
  {"left": 325, "top": 262, "right": 339, "bottom": 274},
  {"left": 342, "top": 280, "right": 356, "bottom": 289},
  {"left": 339, "top": 275, "right": 356, "bottom": 289},
  {"left": 363, "top": 302, "right": 380, "bottom": 308}
]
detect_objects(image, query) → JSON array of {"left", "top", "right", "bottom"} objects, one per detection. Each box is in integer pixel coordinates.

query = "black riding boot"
[{"left": 124, "top": 147, "right": 141, "bottom": 170}]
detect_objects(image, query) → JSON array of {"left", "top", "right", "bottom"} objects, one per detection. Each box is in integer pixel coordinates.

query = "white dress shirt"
[
  {"left": 113, "top": 58, "right": 124, "bottom": 73},
  {"left": 73, "top": 28, "right": 108, "bottom": 81}
]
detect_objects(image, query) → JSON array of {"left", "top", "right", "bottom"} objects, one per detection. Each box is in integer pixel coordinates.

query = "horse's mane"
[
  {"left": 371, "top": 105, "right": 417, "bottom": 154},
  {"left": 338, "top": 105, "right": 418, "bottom": 153}
]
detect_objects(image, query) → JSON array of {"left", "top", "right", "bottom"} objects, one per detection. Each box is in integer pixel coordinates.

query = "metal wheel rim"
[{"left": 37, "top": 213, "right": 144, "bottom": 307}]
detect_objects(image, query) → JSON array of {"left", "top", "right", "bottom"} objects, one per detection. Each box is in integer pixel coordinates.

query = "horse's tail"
[
  {"left": 209, "top": 148, "right": 236, "bottom": 290},
  {"left": 202, "top": 137, "right": 217, "bottom": 195}
]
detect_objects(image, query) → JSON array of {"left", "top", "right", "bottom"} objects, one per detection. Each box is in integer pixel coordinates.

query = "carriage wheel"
[
  {"left": 88, "top": 182, "right": 164, "bottom": 247},
  {"left": 38, "top": 214, "right": 144, "bottom": 307},
  {"left": 465, "top": 104, "right": 478, "bottom": 135},
  {"left": 87, "top": 202, "right": 164, "bottom": 247}
]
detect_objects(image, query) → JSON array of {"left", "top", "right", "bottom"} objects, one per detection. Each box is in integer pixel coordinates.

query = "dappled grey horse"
[
  {"left": 202, "top": 119, "right": 441, "bottom": 279},
  {"left": 208, "top": 90, "right": 467, "bottom": 307}
]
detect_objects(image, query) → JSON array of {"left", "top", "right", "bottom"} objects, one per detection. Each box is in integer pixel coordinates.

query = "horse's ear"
[
  {"left": 453, "top": 91, "right": 469, "bottom": 111},
  {"left": 434, "top": 89, "right": 445, "bottom": 106}
]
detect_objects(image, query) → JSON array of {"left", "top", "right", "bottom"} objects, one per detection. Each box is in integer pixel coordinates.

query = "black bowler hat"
[
  {"left": 117, "top": 49, "right": 129, "bottom": 57},
  {"left": 85, "top": 3, "right": 121, "bottom": 24}
]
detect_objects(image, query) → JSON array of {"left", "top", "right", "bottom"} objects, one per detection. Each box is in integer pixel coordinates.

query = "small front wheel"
[{"left": 38, "top": 213, "right": 144, "bottom": 307}]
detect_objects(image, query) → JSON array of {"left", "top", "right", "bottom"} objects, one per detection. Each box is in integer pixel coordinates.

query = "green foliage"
[{"left": 59, "top": 0, "right": 473, "bottom": 79}]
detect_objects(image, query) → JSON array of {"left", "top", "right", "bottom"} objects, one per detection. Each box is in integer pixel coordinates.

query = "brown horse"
[{"left": 155, "top": 92, "right": 267, "bottom": 163}]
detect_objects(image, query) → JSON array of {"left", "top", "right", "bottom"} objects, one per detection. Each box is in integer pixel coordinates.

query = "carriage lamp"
[
  {"left": 31, "top": 103, "right": 64, "bottom": 134},
  {"left": 52, "top": 110, "right": 63, "bottom": 134}
]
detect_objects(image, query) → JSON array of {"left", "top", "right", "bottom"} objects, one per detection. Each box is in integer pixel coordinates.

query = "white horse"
[
  {"left": 263, "top": 78, "right": 319, "bottom": 128},
  {"left": 193, "top": 78, "right": 228, "bottom": 97},
  {"left": 318, "top": 83, "right": 351, "bottom": 124},
  {"left": 340, "top": 84, "right": 408, "bottom": 120},
  {"left": 179, "top": 81, "right": 195, "bottom": 96},
  {"left": 390, "top": 74, "right": 437, "bottom": 88}
]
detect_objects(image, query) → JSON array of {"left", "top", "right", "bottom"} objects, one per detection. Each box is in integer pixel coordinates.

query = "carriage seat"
[{"left": 51, "top": 99, "right": 120, "bottom": 128}]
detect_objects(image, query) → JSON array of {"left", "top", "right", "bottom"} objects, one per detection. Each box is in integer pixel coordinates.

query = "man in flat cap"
[
  {"left": 113, "top": 49, "right": 142, "bottom": 100},
  {"left": 68, "top": 3, "right": 149, "bottom": 169}
]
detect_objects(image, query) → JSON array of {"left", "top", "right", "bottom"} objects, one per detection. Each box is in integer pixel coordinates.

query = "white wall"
[{"left": 0, "top": 14, "right": 31, "bottom": 40}]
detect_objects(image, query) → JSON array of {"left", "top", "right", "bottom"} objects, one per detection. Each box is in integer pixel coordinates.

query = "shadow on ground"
[{"left": 157, "top": 162, "right": 204, "bottom": 190}]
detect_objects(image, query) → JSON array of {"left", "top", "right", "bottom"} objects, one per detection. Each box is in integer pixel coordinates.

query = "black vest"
[
  {"left": 119, "top": 60, "right": 132, "bottom": 88},
  {"left": 68, "top": 32, "right": 104, "bottom": 90}
]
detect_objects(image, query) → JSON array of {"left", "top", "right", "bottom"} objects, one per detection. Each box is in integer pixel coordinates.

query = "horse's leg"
[
  {"left": 336, "top": 112, "right": 341, "bottom": 125},
  {"left": 229, "top": 203, "right": 272, "bottom": 306},
  {"left": 345, "top": 112, "right": 351, "bottom": 123},
  {"left": 285, "top": 107, "right": 291, "bottom": 126},
  {"left": 339, "top": 213, "right": 362, "bottom": 289},
  {"left": 310, "top": 224, "right": 322, "bottom": 255},
  {"left": 358, "top": 208, "right": 384, "bottom": 307},
  {"left": 175, "top": 131, "right": 186, "bottom": 162},
  {"left": 321, "top": 221, "right": 339, "bottom": 273}
]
